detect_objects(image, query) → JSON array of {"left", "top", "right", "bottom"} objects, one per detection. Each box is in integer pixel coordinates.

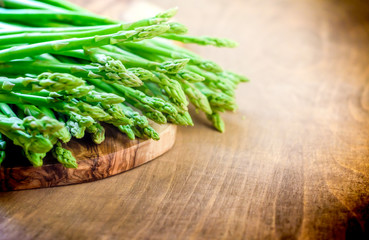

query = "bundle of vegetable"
[{"left": 0, "top": 0, "right": 247, "bottom": 168}]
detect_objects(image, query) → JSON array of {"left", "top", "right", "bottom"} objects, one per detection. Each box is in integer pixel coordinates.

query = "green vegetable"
[
  {"left": 0, "top": 24, "right": 170, "bottom": 62},
  {"left": 52, "top": 142, "right": 78, "bottom": 168},
  {"left": 0, "top": 60, "right": 143, "bottom": 87},
  {"left": 86, "top": 122, "right": 105, "bottom": 144},
  {"left": 0, "top": 9, "right": 115, "bottom": 26},
  {"left": 0, "top": 0, "right": 247, "bottom": 167},
  {"left": 0, "top": 72, "right": 85, "bottom": 93}
]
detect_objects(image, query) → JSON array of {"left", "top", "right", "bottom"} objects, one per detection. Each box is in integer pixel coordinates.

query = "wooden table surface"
[{"left": 1, "top": 0, "right": 369, "bottom": 239}]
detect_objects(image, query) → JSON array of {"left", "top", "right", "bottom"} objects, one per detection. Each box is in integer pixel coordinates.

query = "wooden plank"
[
  {"left": 0, "top": 124, "right": 176, "bottom": 191},
  {"left": 1, "top": 0, "right": 369, "bottom": 239}
]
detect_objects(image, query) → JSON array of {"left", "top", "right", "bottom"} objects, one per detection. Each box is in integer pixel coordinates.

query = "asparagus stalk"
[
  {"left": 60, "top": 47, "right": 189, "bottom": 74},
  {"left": 64, "top": 111, "right": 94, "bottom": 139},
  {"left": 34, "top": 0, "right": 90, "bottom": 13},
  {"left": 6, "top": 4, "right": 178, "bottom": 30},
  {"left": 110, "top": 83, "right": 177, "bottom": 116},
  {"left": 0, "top": 20, "right": 186, "bottom": 45},
  {"left": 149, "top": 71, "right": 188, "bottom": 110},
  {"left": 52, "top": 142, "right": 78, "bottom": 168},
  {"left": 131, "top": 69, "right": 189, "bottom": 111},
  {"left": 121, "top": 41, "right": 244, "bottom": 97},
  {"left": 0, "top": 60, "right": 142, "bottom": 87},
  {"left": 37, "top": 106, "right": 72, "bottom": 143},
  {"left": 218, "top": 71, "right": 249, "bottom": 84},
  {"left": 0, "top": 91, "right": 112, "bottom": 122},
  {"left": 1, "top": 103, "right": 64, "bottom": 138},
  {"left": 206, "top": 112, "right": 225, "bottom": 133},
  {"left": 117, "top": 125, "right": 136, "bottom": 140},
  {"left": 25, "top": 152, "right": 46, "bottom": 167},
  {"left": 0, "top": 7, "right": 180, "bottom": 35},
  {"left": 186, "top": 65, "right": 235, "bottom": 96},
  {"left": 98, "top": 103, "right": 132, "bottom": 126},
  {"left": 55, "top": 49, "right": 189, "bottom": 111},
  {"left": 0, "top": 24, "right": 170, "bottom": 62},
  {"left": 121, "top": 41, "right": 223, "bottom": 73},
  {"left": 0, "top": 114, "right": 53, "bottom": 155},
  {"left": 0, "top": 103, "right": 16, "bottom": 117},
  {"left": 178, "top": 81, "right": 212, "bottom": 115},
  {"left": 17, "top": 104, "right": 70, "bottom": 139},
  {"left": 0, "top": 9, "right": 116, "bottom": 26},
  {"left": 160, "top": 34, "right": 238, "bottom": 48},
  {"left": 86, "top": 78, "right": 169, "bottom": 124},
  {"left": 0, "top": 72, "right": 85, "bottom": 93},
  {"left": 57, "top": 85, "right": 95, "bottom": 99},
  {"left": 0, "top": 24, "right": 133, "bottom": 45},
  {"left": 87, "top": 81, "right": 150, "bottom": 129},
  {"left": 0, "top": 25, "right": 117, "bottom": 36},
  {"left": 115, "top": 47, "right": 206, "bottom": 83},
  {"left": 20, "top": 115, "right": 64, "bottom": 137},
  {"left": 120, "top": 103, "right": 149, "bottom": 128},
  {"left": 88, "top": 87, "right": 158, "bottom": 140},
  {"left": 165, "top": 111, "right": 193, "bottom": 126},
  {"left": 141, "top": 81, "right": 187, "bottom": 114},
  {"left": 73, "top": 85, "right": 132, "bottom": 127},
  {"left": 118, "top": 120, "right": 159, "bottom": 140},
  {"left": 142, "top": 125, "right": 160, "bottom": 140},
  {"left": 195, "top": 82, "right": 237, "bottom": 112},
  {"left": 125, "top": 99, "right": 167, "bottom": 124},
  {"left": 86, "top": 122, "right": 105, "bottom": 144},
  {"left": 80, "top": 90, "right": 125, "bottom": 105},
  {"left": 0, "top": 0, "right": 65, "bottom": 11}
]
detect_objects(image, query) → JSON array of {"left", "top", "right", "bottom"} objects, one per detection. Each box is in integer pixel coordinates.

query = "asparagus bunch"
[{"left": 0, "top": 0, "right": 247, "bottom": 168}]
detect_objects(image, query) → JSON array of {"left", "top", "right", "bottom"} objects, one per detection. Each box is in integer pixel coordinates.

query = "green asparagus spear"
[
  {"left": 86, "top": 122, "right": 105, "bottom": 144},
  {"left": 0, "top": 114, "right": 53, "bottom": 154},
  {"left": 64, "top": 111, "right": 94, "bottom": 139},
  {"left": 0, "top": 72, "right": 85, "bottom": 93},
  {"left": 0, "top": 0, "right": 65, "bottom": 11},
  {"left": 0, "top": 9, "right": 115, "bottom": 26},
  {"left": 160, "top": 34, "right": 238, "bottom": 48},
  {"left": 0, "top": 24, "right": 170, "bottom": 62},
  {"left": 178, "top": 81, "right": 212, "bottom": 115},
  {"left": 0, "top": 60, "right": 142, "bottom": 87},
  {"left": 121, "top": 40, "right": 223, "bottom": 73},
  {"left": 206, "top": 112, "right": 225, "bottom": 133},
  {"left": 52, "top": 142, "right": 78, "bottom": 168}
]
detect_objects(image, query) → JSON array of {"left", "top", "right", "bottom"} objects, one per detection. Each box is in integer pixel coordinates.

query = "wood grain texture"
[
  {"left": 1, "top": 0, "right": 369, "bottom": 239},
  {"left": 0, "top": 124, "right": 176, "bottom": 191}
]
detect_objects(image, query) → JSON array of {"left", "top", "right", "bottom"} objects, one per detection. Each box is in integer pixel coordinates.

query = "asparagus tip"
[
  {"left": 156, "top": 7, "right": 178, "bottom": 19},
  {"left": 53, "top": 143, "right": 78, "bottom": 168}
]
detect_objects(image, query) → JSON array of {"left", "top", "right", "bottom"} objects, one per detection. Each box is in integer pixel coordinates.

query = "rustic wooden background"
[{"left": 1, "top": 0, "right": 369, "bottom": 239}]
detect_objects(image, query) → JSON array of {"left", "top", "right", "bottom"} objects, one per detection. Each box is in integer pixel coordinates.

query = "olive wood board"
[{"left": 0, "top": 123, "right": 177, "bottom": 191}]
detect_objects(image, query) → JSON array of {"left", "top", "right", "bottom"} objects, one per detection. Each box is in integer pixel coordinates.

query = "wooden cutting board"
[{"left": 0, "top": 123, "right": 176, "bottom": 191}]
